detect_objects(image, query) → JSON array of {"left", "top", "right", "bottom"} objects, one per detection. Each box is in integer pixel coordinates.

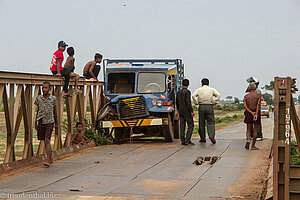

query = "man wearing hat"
[{"left": 50, "top": 40, "right": 68, "bottom": 76}]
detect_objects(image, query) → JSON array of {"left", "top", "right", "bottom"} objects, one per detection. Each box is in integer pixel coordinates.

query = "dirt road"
[{"left": 0, "top": 115, "right": 273, "bottom": 200}]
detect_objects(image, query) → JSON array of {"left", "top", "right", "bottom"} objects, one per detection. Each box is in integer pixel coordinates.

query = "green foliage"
[
  {"left": 215, "top": 115, "right": 243, "bottom": 124},
  {"left": 62, "top": 117, "right": 111, "bottom": 146},
  {"left": 237, "top": 103, "right": 244, "bottom": 110},
  {"left": 192, "top": 105, "right": 198, "bottom": 111},
  {"left": 214, "top": 105, "right": 222, "bottom": 110},
  {"left": 290, "top": 141, "right": 300, "bottom": 165},
  {"left": 262, "top": 80, "right": 274, "bottom": 91},
  {"left": 234, "top": 97, "right": 240, "bottom": 104},
  {"left": 262, "top": 93, "right": 274, "bottom": 105}
]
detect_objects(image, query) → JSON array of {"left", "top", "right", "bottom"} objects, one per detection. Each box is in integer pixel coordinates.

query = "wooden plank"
[
  {"left": 0, "top": 84, "right": 4, "bottom": 103},
  {"left": 284, "top": 77, "right": 291, "bottom": 200},
  {"left": 90, "top": 86, "right": 95, "bottom": 127},
  {"left": 53, "top": 86, "right": 62, "bottom": 151},
  {"left": 3, "top": 85, "right": 14, "bottom": 163},
  {"left": 13, "top": 85, "right": 22, "bottom": 128},
  {"left": 23, "top": 85, "right": 33, "bottom": 159},
  {"left": 77, "top": 86, "right": 84, "bottom": 123},
  {"left": 64, "top": 95, "right": 73, "bottom": 148},
  {"left": 273, "top": 77, "right": 280, "bottom": 200},
  {"left": 95, "top": 85, "right": 101, "bottom": 115},
  {"left": 84, "top": 86, "right": 91, "bottom": 118},
  {"left": 9, "top": 84, "right": 14, "bottom": 132}
]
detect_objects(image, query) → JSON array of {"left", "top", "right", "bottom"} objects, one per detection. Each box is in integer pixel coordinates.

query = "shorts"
[
  {"left": 37, "top": 120, "right": 54, "bottom": 140},
  {"left": 244, "top": 110, "right": 261, "bottom": 125}
]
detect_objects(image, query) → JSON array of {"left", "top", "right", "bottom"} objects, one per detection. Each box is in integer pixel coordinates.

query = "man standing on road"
[
  {"left": 176, "top": 79, "right": 195, "bottom": 145},
  {"left": 35, "top": 82, "right": 58, "bottom": 167},
  {"left": 243, "top": 83, "right": 261, "bottom": 150},
  {"left": 192, "top": 78, "right": 221, "bottom": 144},
  {"left": 246, "top": 77, "right": 263, "bottom": 140}
]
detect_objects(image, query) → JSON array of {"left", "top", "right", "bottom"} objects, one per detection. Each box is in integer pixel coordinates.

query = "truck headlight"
[
  {"left": 152, "top": 99, "right": 163, "bottom": 107},
  {"left": 157, "top": 100, "right": 163, "bottom": 107}
]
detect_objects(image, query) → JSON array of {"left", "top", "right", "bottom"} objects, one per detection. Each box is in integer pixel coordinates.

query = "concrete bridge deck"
[{"left": 0, "top": 117, "right": 273, "bottom": 200}]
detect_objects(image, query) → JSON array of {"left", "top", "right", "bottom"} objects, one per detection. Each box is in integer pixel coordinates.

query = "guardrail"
[
  {"left": 0, "top": 71, "right": 105, "bottom": 164},
  {"left": 272, "top": 77, "right": 300, "bottom": 200}
]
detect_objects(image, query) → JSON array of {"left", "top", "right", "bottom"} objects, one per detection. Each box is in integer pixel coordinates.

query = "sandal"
[
  {"left": 245, "top": 141, "right": 250, "bottom": 150},
  {"left": 251, "top": 147, "right": 260, "bottom": 150},
  {"left": 43, "top": 162, "right": 50, "bottom": 167}
]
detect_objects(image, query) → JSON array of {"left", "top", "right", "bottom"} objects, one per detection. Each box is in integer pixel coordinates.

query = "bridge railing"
[{"left": 0, "top": 71, "right": 105, "bottom": 164}]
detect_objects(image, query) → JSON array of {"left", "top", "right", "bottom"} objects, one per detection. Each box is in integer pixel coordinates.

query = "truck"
[{"left": 96, "top": 59, "right": 185, "bottom": 142}]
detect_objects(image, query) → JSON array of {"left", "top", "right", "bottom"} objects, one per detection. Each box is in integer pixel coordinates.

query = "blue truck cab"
[{"left": 97, "top": 59, "right": 184, "bottom": 142}]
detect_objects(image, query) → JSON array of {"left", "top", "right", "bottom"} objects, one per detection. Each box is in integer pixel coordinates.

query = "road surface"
[{"left": 0, "top": 115, "right": 273, "bottom": 200}]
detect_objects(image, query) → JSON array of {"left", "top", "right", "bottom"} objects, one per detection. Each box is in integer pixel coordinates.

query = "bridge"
[{"left": 0, "top": 73, "right": 299, "bottom": 200}]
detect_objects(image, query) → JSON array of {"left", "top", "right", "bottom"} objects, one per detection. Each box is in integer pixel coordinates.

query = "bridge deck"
[{"left": 0, "top": 118, "right": 273, "bottom": 199}]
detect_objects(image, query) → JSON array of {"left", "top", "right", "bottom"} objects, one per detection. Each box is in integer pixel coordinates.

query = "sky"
[{"left": 0, "top": 0, "right": 299, "bottom": 99}]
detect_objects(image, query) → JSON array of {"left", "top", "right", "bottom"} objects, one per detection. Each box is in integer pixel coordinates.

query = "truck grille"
[{"left": 118, "top": 96, "right": 147, "bottom": 119}]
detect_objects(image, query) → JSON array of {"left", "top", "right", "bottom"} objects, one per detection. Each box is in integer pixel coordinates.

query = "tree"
[
  {"left": 298, "top": 95, "right": 300, "bottom": 104},
  {"left": 262, "top": 80, "right": 274, "bottom": 91},
  {"left": 262, "top": 93, "right": 274, "bottom": 105},
  {"left": 234, "top": 97, "right": 240, "bottom": 104},
  {"left": 226, "top": 96, "right": 233, "bottom": 100}
]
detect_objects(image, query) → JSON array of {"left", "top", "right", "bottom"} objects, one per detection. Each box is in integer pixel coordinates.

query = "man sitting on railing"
[
  {"left": 83, "top": 53, "right": 103, "bottom": 82},
  {"left": 50, "top": 40, "right": 67, "bottom": 77},
  {"left": 62, "top": 47, "right": 81, "bottom": 97}
]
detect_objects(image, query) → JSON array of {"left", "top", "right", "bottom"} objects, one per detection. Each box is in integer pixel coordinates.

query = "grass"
[
  {"left": 192, "top": 114, "right": 244, "bottom": 136},
  {"left": 291, "top": 141, "right": 300, "bottom": 165}
]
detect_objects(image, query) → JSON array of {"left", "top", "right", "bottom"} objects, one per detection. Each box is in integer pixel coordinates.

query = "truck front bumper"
[{"left": 100, "top": 118, "right": 168, "bottom": 128}]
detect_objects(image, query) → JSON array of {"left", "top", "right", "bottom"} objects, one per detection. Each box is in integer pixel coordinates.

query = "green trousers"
[{"left": 198, "top": 104, "right": 215, "bottom": 140}]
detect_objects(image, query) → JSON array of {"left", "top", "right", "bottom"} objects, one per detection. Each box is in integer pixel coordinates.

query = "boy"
[
  {"left": 176, "top": 79, "right": 195, "bottom": 145},
  {"left": 83, "top": 53, "right": 103, "bottom": 82},
  {"left": 62, "top": 47, "right": 80, "bottom": 97},
  {"left": 50, "top": 41, "right": 68, "bottom": 76},
  {"left": 72, "top": 122, "right": 91, "bottom": 144},
  {"left": 243, "top": 83, "right": 261, "bottom": 150},
  {"left": 35, "top": 82, "right": 57, "bottom": 167}
]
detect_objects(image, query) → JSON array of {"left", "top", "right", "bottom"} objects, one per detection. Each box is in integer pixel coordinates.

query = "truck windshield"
[
  {"left": 107, "top": 73, "right": 135, "bottom": 94},
  {"left": 137, "top": 72, "right": 166, "bottom": 93}
]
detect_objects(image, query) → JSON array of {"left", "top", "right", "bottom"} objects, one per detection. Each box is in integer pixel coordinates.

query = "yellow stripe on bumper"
[{"left": 101, "top": 118, "right": 168, "bottom": 128}]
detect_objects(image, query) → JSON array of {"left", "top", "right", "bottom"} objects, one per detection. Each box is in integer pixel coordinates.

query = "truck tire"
[
  {"left": 174, "top": 119, "right": 180, "bottom": 139},
  {"left": 114, "top": 128, "right": 123, "bottom": 142},
  {"left": 163, "top": 114, "right": 174, "bottom": 142}
]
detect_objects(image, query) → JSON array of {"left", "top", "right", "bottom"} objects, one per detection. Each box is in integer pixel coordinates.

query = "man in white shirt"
[{"left": 192, "top": 78, "right": 221, "bottom": 144}]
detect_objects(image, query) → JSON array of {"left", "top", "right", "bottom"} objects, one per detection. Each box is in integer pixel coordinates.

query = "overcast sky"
[{"left": 0, "top": 0, "right": 299, "bottom": 99}]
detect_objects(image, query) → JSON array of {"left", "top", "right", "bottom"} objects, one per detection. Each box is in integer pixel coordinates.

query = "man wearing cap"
[
  {"left": 192, "top": 78, "right": 221, "bottom": 144},
  {"left": 50, "top": 41, "right": 68, "bottom": 76}
]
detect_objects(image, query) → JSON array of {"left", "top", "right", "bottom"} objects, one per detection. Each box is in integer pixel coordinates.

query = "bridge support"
[{"left": 0, "top": 71, "right": 105, "bottom": 164}]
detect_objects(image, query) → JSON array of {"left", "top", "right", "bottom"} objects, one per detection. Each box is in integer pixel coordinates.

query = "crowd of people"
[
  {"left": 176, "top": 77, "right": 262, "bottom": 150},
  {"left": 50, "top": 40, "right": 103, "bottom": 98}
]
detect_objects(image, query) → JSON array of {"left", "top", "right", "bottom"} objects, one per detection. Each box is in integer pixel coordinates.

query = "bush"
[
  {"left": 62, "top": 117, "right": 111, "bottom": 146},
  {"left": 290, "top": 141, "right": 300, "bottom": 165},
  {"left": 215, "top": 115, "right": 243, "bottom": 124}
]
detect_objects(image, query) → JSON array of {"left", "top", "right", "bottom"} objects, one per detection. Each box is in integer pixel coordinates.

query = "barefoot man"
[{"left": 243, "top": 83, "right": 261, "bottom": 150}]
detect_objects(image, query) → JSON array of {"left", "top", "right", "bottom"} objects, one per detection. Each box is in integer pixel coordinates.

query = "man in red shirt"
[{"left": 50, "top": 41, "right": 68, "bottom": 76}]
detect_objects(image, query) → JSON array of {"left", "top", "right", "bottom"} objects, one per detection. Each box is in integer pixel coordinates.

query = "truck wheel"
[
  {"left": 114, "top": 128, "right": 123, "bottom": 142},
  {"left": 174, "top": 119, "right": 180, "bottom": 139},
  {"left": 163, "top": 114, "right": 174, "bottom": 142}
]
